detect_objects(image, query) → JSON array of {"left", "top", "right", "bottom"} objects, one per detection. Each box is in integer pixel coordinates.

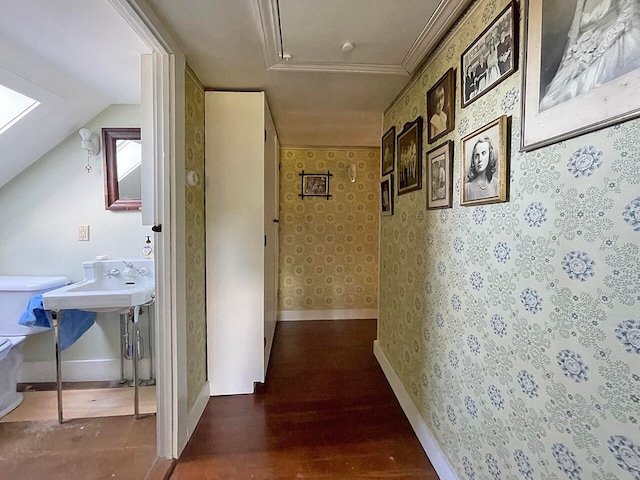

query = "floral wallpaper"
[
  {"left": 279, "top": 147, "right": 379, "bottom": 312},
  {"left": 379, "top": 1, "right": 640, "bottom": 479},
  {"left": 184, "top": 68, "right": 207, "bottom": 409}
]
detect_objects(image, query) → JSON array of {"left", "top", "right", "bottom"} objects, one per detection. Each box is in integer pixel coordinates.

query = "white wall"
[{"left": 0, "top": 104, "right": 152, "bottom": 381}]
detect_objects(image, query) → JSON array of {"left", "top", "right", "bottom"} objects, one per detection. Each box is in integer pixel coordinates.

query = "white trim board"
[
  {"left": 278, "top": 309, "right": 378, "bottom": 321},
  {"left": 373, "top": 340, "right": 459, "bottom": 480},
  {"left": 187, "top": 382, "right": 210, "bottom": 439}
]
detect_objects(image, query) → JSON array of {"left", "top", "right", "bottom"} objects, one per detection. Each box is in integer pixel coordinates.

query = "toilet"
[{"left": 0, "top": 275, "right": 70, "bottom": 418}]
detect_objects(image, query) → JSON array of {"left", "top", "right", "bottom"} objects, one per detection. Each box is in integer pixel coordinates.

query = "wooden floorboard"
[{"left": 171, "top": 319, "right": 438, "bottom": 480}]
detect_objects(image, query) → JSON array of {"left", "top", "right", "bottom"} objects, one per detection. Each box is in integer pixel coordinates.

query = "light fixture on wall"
[
  {"left": 185, "top": 170, "right": 201, "bottom": 187},
  {"left": 348, "top": 163, "right": 357, "bottom": 183},
  {"left": 79, "top": 128, "right": 100, "bottom": 173}
]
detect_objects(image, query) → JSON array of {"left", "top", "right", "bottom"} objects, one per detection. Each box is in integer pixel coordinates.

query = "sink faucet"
[
  {"left": 104, "top": 268, "right": 120, "bottom": 279},
  {"left": 122, "top": 261, "right": 150, "bottom": 277}
]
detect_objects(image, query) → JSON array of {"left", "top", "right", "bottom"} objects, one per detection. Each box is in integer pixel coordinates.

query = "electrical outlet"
[{"left": 79, "top": 225, "right": 90, "bottom": 241}]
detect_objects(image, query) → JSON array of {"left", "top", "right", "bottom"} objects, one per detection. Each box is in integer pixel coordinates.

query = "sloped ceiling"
[{"left": 0, "top": 0, "right": 150, "bottom": 189}]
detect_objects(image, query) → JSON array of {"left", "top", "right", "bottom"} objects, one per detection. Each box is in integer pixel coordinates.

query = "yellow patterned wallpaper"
[
  {"left": 184, "top": 68, "right": 207, "bottom": 409},
  {"left": 279, "top": 147, "right": 379, "bottom": 312}
]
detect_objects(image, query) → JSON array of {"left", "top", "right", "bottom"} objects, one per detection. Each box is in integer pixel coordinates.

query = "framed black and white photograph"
[
  {"left": 426, "top": 140, "right": 453, "bottom": 210},
  {"left": 299, "top": 171, "right": 332, "bottom": 199},
  {"left": 460, "top": 116, "right": 509, "bottom": 206},
  {"left": 381, "top": 174, "right": 394, "bottom": 216},
  {"left": 381, "top": 126, "right": 396, "bottom": 176},
  {"left": 427, "top": 68, "right": 456, "bottom": 144},
  {"left": 461, "top": 1, "right": 517, "bottom": 107},
  {"left": 521, "top": 0, "right": 640, "bottom": 151},
  {"left": 397, "top": 117, "right": 423, "bottom": 196}
]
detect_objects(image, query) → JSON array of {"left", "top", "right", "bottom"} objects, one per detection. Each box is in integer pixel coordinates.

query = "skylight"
[{"left": 0, "top": 84, "right": 40, "bottom": 135}]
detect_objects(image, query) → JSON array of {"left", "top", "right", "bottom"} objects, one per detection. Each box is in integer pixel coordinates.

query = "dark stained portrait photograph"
[{"left": 426, "top": 68, "right": 455, "bottom": 144}]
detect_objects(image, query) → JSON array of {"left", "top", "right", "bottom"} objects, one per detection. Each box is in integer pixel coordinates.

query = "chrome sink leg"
[
  {"left": 130, "top": 306, "right": 140, "bottom": 419},
  {"left": 51, "top": 310, "right": 64, "bottom": 424}
]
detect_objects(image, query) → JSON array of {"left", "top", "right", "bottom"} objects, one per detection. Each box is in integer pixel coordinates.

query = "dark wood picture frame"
[
  {"left": 102, "top": 127, "right": 142, "bottom": 211},
  {"left": 381, "top": 126, "right": 396, "bottom": 176},
  {"left": 427, "top": 68, "right": 455, "bottom": 144},
  {"left": 426, "top": 140, "right": 454, "bottom": 210},
  {"left": 397, "top": 117, "right": 423, "bottom": 196},
  {"left": 381, "top": 174, "right": 394, "bottom": 216},
  {"left": 461, "top": 1, "right": 517, "bottom": 107},
  {"left": 299, "top": 171, "right": 333, "bottom": 199}
]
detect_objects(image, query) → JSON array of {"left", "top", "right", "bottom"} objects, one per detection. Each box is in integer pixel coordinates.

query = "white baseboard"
[
  {"left": 188, "top": 382, "right": 210, "bottom": 438},
  {"left": 19, "top": 358, "right": 153, "bottom": 383},
  {"left": 278, "top": 309, "right": 378, "bottom": 321},
  {"left": 373, "top": 340, "right": 459, "bottom": 480}
]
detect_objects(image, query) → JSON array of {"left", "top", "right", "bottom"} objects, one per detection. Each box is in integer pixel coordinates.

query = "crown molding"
[
  {"left": 255, "top": 0, "right": 471, "bottom": 76},
  {"left": 269, "top": 62, "right": 409, "bottom": 76},
  {"left": 402, "top": 0, "right": 474, "bottom": 73}
]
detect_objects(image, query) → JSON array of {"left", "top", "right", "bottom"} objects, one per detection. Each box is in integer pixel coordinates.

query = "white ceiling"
[{"left": 0, "top": 0, "right": 471, "bottom": 189}]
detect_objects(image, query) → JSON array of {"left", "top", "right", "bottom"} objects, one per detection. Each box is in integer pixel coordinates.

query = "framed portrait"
[
  {"left": 381, "top": 126, "right": 396, "bottom": 176},
  {"left": 461, "top": 1, "right": 517, "bottom": 108},
  {"left": 521, "top": 0, "right": 640, "bottom": 151},
  {"left": 380, "top": 174, "right": 394, "bottom": 216},
  {"left": 396, "top": 117, "right": 423, "bottom": 195},
  {"left": 299, "top": 171, "right": 332, "bottom": 199},
  {"left": 460, "top": 115, "right": 509, "bottom": 206},
  {"left": 426, "top": 140, "right": 454, "bottom": 210},
  {"left": 427, "top": 68, "right": 456, "bottom": 144}
]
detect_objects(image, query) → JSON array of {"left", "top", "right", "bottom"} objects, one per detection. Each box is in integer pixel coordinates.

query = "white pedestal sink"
[
  {"left": 42, "top": 258, "right": 154, "bottom": 313},
  {"left": 41, "top": 258, "right": 154, "bottom": 423}
]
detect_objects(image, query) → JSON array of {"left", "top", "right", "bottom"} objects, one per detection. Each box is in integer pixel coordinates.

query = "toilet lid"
[{"left": 0, "top": 338, "right": 10, "bottom": 354}]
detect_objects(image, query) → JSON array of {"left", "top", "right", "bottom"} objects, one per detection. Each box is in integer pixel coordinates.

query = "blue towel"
[{"left": 19, "top": 294, "right": 96, "bottom": 351}]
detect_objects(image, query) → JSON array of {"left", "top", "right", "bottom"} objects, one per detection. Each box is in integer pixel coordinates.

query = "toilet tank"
[{"left": 0, "top": 276, "right": 70, "bottom": 336}]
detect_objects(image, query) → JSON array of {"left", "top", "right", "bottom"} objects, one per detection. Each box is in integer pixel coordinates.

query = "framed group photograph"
[
  {"left": 427, "top": 68, "right": 456, "bottom": 144},
  {"left": 380, "top": 174, "right": 394, "bottom": 216},
  {"left": 426, "top": 140, "right": 454, "bottom": 209},
  {"left": 460, "top": 115, "right": 509, "bottom": 206},
  {"left": 521, "top": 0, "right": 640, "bottom": 151},
  {"left": 461, "top": 1, "right": 517, "bottom": 107},
  {"left": 299, "top": 171, "right": 332, "bottom": 199},
  {"left": 381, "top": 126, "right": 396, "bottom": 176},
  {"left": 397, "top": 117, "right": 423, "bottom": 195}
]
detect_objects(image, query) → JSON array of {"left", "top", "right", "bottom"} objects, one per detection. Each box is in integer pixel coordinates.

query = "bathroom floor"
[{"left": 0, "top": 383, "right": 165, "bottom": 479}]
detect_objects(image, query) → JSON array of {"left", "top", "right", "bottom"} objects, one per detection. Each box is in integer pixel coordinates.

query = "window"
[{"left": 0, "top": 84, "right": 39, "bottom": 135}]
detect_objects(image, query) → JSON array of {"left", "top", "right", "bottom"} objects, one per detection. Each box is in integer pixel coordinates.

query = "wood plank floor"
[{"left": 171, "top": 319, "right": 438, "bottom": 480}]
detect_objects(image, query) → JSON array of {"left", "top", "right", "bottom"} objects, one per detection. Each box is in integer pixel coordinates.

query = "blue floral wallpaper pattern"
[{"left": 379, "top": 0, "right": 640, "bottom": 479}]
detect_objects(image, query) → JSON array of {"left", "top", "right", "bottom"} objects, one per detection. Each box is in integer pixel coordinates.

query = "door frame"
[{"left": 108, "top": 0, "right": 187, "bottom": 459}]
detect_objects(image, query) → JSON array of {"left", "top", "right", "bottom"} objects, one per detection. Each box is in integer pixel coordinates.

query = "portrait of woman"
[
  {"left": 460, "top": 115, "right": 508, "bottom": 206},
  {"left": 465, "top": 136, "right": 498, "bottom": 201}
]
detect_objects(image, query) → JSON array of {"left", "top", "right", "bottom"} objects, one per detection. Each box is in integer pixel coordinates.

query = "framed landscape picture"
[
  {"left": 520, "top": 0, "right": 640, "bottom": 150},
  {"left": 381, "top": 126, "right": 395, "bottom": 176},
  {"left": 460, "top": 115, "right": 509, "bottom": 206},
  {"left": 299, "top": 171, "right": 333, "bottom": 199},
  {"left": 397, "top": 117, "right": 423, "bottom": 196},
  {"left": 426, "top": 140, "right": 453, "bottom": 210},
  {"left": 427, "top": 68, "right": 455, "bottom": 144},
  {"left": 461, "top": 1, "right": 517, "bottom": 107}
]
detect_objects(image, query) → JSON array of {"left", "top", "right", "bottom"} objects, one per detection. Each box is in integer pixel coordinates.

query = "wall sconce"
[
  {"left": 348, "top": 163, "right": 357, "bottom": 183},
  {"left": 79, "top": 128, "right": 100, "bottom": 173}
]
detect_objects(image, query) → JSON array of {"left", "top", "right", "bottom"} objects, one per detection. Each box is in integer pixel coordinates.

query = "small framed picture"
[
  {"left": 381, "top": 126, "right": 396, "bottom": 176},
  {"left": 299, "top": 171, "right": 333, "bottom": 199},
  {"left": 397, "top": 116, "right": 423, "bottom": 196},
  {"left": 426, "top": 140, "right": 453, "bottom": 210},
  {"left": 461, "top": 1, "right": 517, "bottom": 107},
  {"left": 380, "top": 174, "right": 394, "bottom": 216},
  {"left": 460, "top": 115, "right": 509, "bottom": 206},
  {"left": 426, "top": 68, "right": 455, "bottom": 144}
]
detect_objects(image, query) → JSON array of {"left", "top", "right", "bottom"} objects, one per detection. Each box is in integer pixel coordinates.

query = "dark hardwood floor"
[{"left": 171, "top": 319, "right": 438, "bottom": 479}]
